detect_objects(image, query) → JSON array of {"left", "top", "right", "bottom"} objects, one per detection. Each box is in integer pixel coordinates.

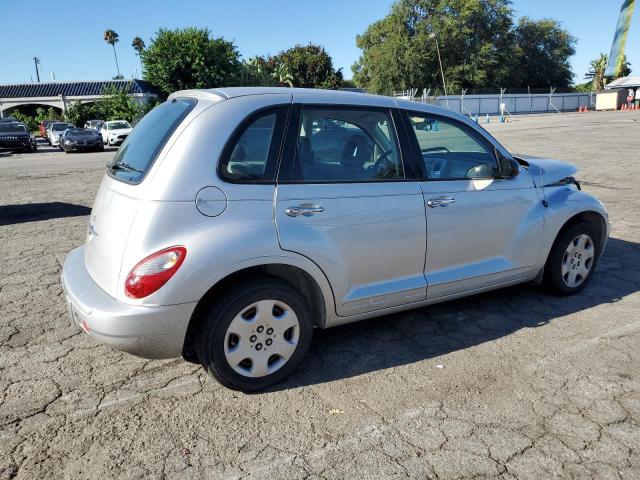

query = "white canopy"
[{"left": 605, "top": 76, "right": 640, "bottom": 89}]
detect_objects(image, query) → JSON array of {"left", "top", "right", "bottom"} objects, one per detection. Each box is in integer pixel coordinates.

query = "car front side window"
[{"left": 405, "top": 113, "right": 500, "bottom": 180}]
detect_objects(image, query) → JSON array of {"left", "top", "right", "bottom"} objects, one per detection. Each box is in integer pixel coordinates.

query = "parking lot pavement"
[{"left": 1, "top": 111, "right": 639, "bottom": 479}]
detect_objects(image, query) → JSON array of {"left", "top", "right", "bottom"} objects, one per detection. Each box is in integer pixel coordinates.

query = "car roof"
[
  {"left": 170, "top": 87, "right": 396, "bottom": 106},
  {"left": 169, "top": 87, "right": 474, "bottom": 118}
]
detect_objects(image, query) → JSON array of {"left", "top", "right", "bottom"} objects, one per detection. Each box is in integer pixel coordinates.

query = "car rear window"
[{"left": 107, "top": 98, "right": 196, "bottom": 184}]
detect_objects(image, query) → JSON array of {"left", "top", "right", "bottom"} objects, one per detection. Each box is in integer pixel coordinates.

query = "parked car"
[
  {"left": 62, "top": 88, "right": 609, "bottom": 392},
  {"left": 0, "top": 116, "right": 18, "bottom": 124},
  {"left": 0, "top": 122, "right": 37, "bottom": 152},
  {"left": 61, "top": 127, "right": 104, "bottom": 153},
  {"left": 48, "top": 122, "right": 74, "bottom": 147},
  {"left": 39, "top": 119, "right": 56, "bottom": 138},
  {"left": 100, "top": 120, "right": 132, "bottom": 146},
  {"left": 85, "top": 119, "right": 104, "bottom": 131}
]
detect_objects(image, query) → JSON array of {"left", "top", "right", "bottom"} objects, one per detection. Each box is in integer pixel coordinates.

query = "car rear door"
[
  {"left": 274, "top": 101, "right": 427, "bottom": 317},
  {"left": 402, "top": 110, "right": 544, "bottom": 300}
]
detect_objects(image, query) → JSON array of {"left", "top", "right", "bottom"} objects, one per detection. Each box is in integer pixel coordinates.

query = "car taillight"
[{"left": 124, "top": 246, "right": 186, "bottom": 298}]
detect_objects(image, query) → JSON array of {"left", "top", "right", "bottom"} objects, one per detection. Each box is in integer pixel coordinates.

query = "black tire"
[
  {"left": 196, "top": 276, "right": 313, "bottom": 392},
  {"left": 543, "top": 221, "right": 600, "bottom": 296}
]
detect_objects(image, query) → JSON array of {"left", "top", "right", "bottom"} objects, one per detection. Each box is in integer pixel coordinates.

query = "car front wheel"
[
  {"left": 544, "top": 222, "right": 600, "bottom": 296},
  {"left": 196, "top": 277, "right": 313, "bottom": 392}
]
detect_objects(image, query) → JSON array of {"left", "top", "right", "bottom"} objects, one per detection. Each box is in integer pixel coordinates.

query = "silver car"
[{"left": 61, "top": 88, "right": 609, "bottom": 391}]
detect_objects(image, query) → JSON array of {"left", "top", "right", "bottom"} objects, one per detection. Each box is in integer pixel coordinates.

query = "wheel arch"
[
  {"left": 543, "top": 209, "right": 608, "bottom": 272},
  {"left": 182, "top": 259, "right": 332, "bottom": 362},
  {"left": 552, "top": 210, "right": 607, "bottom": 252}
]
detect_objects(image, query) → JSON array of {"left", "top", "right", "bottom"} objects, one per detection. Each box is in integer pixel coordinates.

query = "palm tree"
[
  {"left": 103, "top": 29, "right": 121, "bottom": 79},
  {"left": 585, "top": 53, "right": 631, "bottom": 91},
  {"left": 131, "top": 36, "right": 146, "bottom": 77}
]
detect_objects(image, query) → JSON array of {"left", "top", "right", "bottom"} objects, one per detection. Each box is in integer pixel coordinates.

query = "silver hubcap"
[
  {"left": 561, "top": 234, "right": 595, "bottom": 288},
  {"left": 224, "top": 300, "right": 300, "bottom": 378}
]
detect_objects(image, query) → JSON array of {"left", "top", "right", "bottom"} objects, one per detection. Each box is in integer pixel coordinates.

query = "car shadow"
[
  {"left": 269, "top": 236, "right": 640, "bottom": 391},
  {"left": 0, "top": 202, "right": 91, "bottom": 226}
]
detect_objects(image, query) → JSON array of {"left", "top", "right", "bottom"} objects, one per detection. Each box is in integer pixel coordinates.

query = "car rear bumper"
[{"left": 61, "top": 246, "right": 196, "bottom": 359}]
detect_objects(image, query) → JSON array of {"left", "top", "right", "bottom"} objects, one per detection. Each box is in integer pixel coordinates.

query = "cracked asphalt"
[{"left": 1, "top": 111, "right": 639, "bottom": 479}]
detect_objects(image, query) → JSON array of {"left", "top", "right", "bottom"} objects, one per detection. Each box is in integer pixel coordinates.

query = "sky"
[{"left": 0, "top": 0, "right": 638, "bottom": 86}]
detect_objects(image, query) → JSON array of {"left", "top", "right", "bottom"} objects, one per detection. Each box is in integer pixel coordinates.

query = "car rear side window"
[
  {"left": 108, "top": 98, "right": 196, "bottom": 184},
  {"left": 218, "top": 106, "right": 288, "bottom": 183},
  {"left": 283, "top": 107, "right": 403, "bottom": 183}
]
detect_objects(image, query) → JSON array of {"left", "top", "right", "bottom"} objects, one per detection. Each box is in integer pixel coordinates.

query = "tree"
[
  {"left": 104, "top": 29, "right": 122, "bottom": 79},
  {"left": 584, "top": 53, "right": 631, "bottom": 92},
  {"left": 272, "top": 44, "right": 343, "bottom": 89},
  {"left": 141, "top": 27, "right": 241, "bottom": 97},
  {"left": 353, "top": 0, "right": 577, "bottom": 94},
  {"left": 132, "top": 36, "right": 146, "bottom": 77},
  {"left": 64, "top": 85, "right": 149, "bottom": 126},
  {"left": 512, "top": 17, "right": 576, "bottom": 90},
  {"left": 352, "top": 0, "right": 516, "bottom": 95}
]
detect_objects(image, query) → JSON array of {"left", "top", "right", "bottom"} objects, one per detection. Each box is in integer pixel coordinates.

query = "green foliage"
[
  {"left": 238, "top": 45, "right": 343, "bottom": 89},
  {"left": 512, "top": 17, "right": 576, "bottom": 89},
  {"left": 10, "top": 111, "right": 38, "bottom": 132},
  {"left": 353, "top": 0, "right": 577, "bottom": 94},
  {"left": 239, "top": 57, "right": 277, "bottom": 87},
  {"left": 271, "top": 44, "right": 343, "bottom": 89},
  {"left": 131, "top": 36, "right": 145, "bottom": 53},
  {"left": 132, "top": 36, "right": 146, "bottom": 75},
  {"left": 65, "top": 84, "right": 148, "bottom": 126},
  {"left": 271, "top": 62, "right": 294, "bottom": 87},
  {"left": 142, "top": 27, "right": 242, "bottom": 97},
  {"left": 103, "top": 29, "right": 119, "bottom": 46},
  {"left": 64, "top": 102, "right": 100, "bottom": 127},
  {"left": 584, "top": 53, "right": 631, "bottom": 92},
  {"left": 572, "top": 81, "right": 594, "bottom": 93},
  {"left": 37, "top": 107, "right": 63, "bottom": 123},
  {"left": 8, "top": 107, "right": 62, "bottom": 132}
]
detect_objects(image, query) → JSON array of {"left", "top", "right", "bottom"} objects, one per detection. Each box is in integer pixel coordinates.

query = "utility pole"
[
  {"left": 429, "top": 33, "right": 449, "bottom": 109},
  {"left": 33, "top": 57, "right": 41, "bottom": 82}
]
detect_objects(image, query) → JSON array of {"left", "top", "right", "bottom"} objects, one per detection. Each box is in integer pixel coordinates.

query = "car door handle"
[
  {"left": 427, "top": 196, "right": 455, "bottom": 208},
  {"left": 285, "top": 206, "right": 325, "bottom": 217}
]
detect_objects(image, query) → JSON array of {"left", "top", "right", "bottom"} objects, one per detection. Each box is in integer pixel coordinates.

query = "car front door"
[
  {"left": 403, "top": 111, "right": 544, "bottom": 300},
  {"left": 275, "top": 104, "right": 427, "bottom": 317}
]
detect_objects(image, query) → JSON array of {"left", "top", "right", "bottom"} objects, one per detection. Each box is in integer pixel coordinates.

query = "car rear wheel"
[
  {"left": 544, "top": 222, "right": 600, "bottom": 296},
  {"left": 196, "top": 277, "right": 313, "bottom": 392}
]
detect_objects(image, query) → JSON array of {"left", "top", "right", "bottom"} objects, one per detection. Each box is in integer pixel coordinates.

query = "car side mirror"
[{"left": 496, "top": 149, "right": 519, "bottom": 179}]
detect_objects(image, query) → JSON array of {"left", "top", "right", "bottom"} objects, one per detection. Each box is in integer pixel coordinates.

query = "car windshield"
[
  {"left": 108, "top": 121, "right": 131, "bottom": 130},
  {"left": 0, "top": 124, "right": 27, "bottom": 133},
  {"left": 108, "top": 98, "right": 196, "bottom": 184},
  {"left": 52, "top": 123, "right": 71, "bottom": 131},
  {"left": 68, "top": 128, "right": 94, "bottom": 136}
]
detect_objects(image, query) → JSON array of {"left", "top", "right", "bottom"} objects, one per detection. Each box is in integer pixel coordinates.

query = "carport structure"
[{"left": 0, "top": 79, "right": 159, "bottom": 117}]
